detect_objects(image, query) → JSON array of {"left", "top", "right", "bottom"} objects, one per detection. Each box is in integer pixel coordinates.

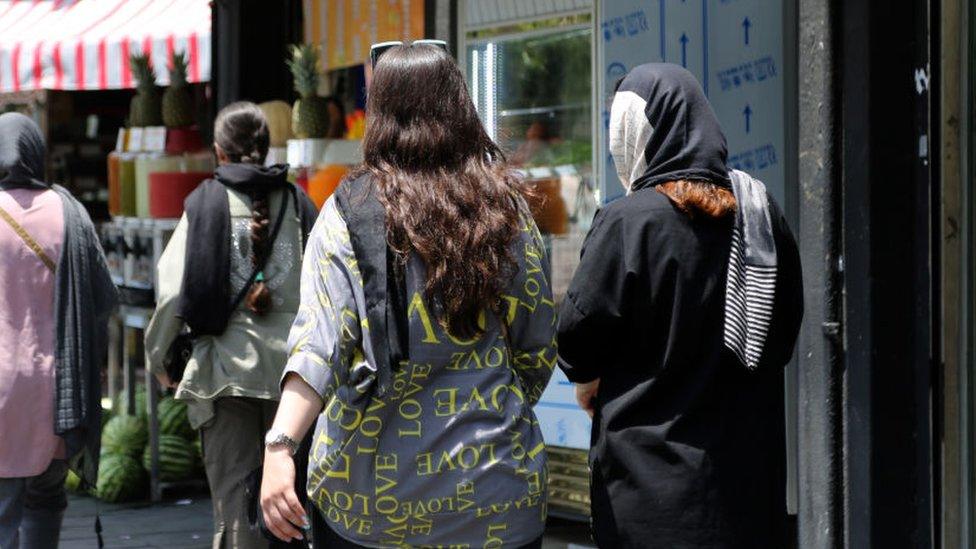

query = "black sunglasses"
[{"left": 369, "top": 39, "right": 448, "bottom": 68}]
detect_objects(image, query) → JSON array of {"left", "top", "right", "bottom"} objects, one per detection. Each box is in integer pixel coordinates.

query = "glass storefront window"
[
  {"left": 465, "top": 17, "right": 597, "bottom": 303},
  {"left": 461, "top": 7, "right": 597, "bottom": 518}
]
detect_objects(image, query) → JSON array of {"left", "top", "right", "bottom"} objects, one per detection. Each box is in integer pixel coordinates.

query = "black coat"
[{"left": 557, "top": 188, "right": 803, "bottom": 548}]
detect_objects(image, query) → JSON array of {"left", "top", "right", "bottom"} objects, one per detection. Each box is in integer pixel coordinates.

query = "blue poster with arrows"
[{"left": 598, "top": 0, "right": 786, "bottom": 209}]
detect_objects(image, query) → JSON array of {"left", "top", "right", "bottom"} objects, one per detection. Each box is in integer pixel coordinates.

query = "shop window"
[
  {"left": 460, "top": 4, "right": 598, "bottom": 519},
  {"left": 464, "top": 13, "right": 597, "bottom": 304}
]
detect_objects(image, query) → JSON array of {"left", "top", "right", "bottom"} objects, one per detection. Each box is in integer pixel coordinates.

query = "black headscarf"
[
  {"left": 609, "top": 63, "right": 779, "bottom": 370},
  {"left": 0, "top": 112, "right": 48, "bottom": 190},
  {"left": 609, "top": 63, "right": 731, "bottom": 192},
  {"left": 178, "top": 162, "right": 318, "bottom": 336}
]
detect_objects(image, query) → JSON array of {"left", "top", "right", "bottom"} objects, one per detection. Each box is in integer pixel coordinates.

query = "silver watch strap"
[{"left": 265, "top": 430, "right": 299, "bottom": 455}]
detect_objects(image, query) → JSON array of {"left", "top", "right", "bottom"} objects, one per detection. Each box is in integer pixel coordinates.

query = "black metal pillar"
[
  {"left": 839, "top": 0, "right": 872, "bottom": 545},
  {"left": 844, "top": 0, "right": 935, "bottom": 545},
  {"left": 797, "top": 0, "right": 937, "bottom": 546}
]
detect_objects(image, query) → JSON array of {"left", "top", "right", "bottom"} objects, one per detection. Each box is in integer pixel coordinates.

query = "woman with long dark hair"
[
  {"left": 259, "top": 44, "right": 556, "bottom": 548},
  {"left": 145, "top": 102, "right": 317, "bottom": 548},
  {"left": 557, "top": 64, "right": 803, "bottom": 547}
]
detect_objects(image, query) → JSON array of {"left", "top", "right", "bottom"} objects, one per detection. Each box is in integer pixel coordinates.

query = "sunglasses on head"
[{"left": 369, "top": 39, "right": 449, "bottom": 69}]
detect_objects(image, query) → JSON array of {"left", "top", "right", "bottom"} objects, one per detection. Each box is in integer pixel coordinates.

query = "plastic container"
[
  {"left": 165, "top": 127, "right": 204, "bottom": 155},
  {"left": 293, "top": 167, "right": 310, "bottom": 194},
  {"left": 118, "top": 155, "right": 138, "bottom": 217},
  {"left": 135, "top": 154, "right": 178, "bottom": 218},
  {"left": 135, "top": 153, "right": 215, "bottom": 218},
  {"left": 322, "top": 139, "right": 363, "bottom": 165},
  {"left": 148, "top": 171, "right": 209, "bottom": 218},
  {"left": 101, "top": 221, "right": 126, "bottom": 285},
  {"left": 122, "top": 218, "right": 154, "bottom": 289},
  {"left": 286, "top": 138, "right": 329, "bottom": 168},
  {"left": 158, "top": 150, "right": 215, "bottom": 175},
  {"left": 530, "top": 178, "right": 569, "bottom": 235},
  {"left": 107, "top": 152, "right": 121, "bottom": 216},
  {"left": 307, "top": 164, "right": 349, "bottom": 209},
  {"left": 182, "top": 151, "right": 214, "bottom": 173}
]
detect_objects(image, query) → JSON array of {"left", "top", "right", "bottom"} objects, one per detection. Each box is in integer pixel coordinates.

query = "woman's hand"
[
  {"left": 154, "top": 372, "right": 178, "bottom": 390},
  {"left": 576, "top": 378, "right": 600, "bottom": 418},
  {"left": 260, "top": 447, "right": 308, "bottom": 542},
  {"left": 259, "top": 372, "right": 324, "bottom": 541}
]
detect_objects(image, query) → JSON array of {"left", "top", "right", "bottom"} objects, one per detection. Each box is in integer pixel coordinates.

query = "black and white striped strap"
[{"left": 724, "top": 170, "right": 777, "bottom": 370}]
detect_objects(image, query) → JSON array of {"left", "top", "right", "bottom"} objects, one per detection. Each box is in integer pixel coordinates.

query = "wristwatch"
[{"left": 264, "top": 429, "right": 299, "bottom": 456}]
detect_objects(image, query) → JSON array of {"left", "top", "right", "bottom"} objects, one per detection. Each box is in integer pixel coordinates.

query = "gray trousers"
[
  {"left": 201, "top": 397, "right": 277, "bottom": 549},
  {"left": 0, "top": 460, "right": 68, "bottom": 549}
]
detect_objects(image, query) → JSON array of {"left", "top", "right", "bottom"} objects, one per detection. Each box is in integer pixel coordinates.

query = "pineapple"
[
  {"left": 128, "top": 53, "right": 162, "bottom": 127},
  {"left": 162, "top": 51, "right": 193, "bottom": 128},
  {"left": 286, "top": 44, "right": 328, "bottom": 138}
]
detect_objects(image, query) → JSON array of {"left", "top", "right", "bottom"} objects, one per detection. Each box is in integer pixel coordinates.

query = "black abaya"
[{"left": 557, "top": 188, "right": 803, "bottom": 548}]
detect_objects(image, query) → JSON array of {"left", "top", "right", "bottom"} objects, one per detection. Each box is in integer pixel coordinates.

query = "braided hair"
[{"left": 214, "top": 101, "right": 273, "bottom": 315}]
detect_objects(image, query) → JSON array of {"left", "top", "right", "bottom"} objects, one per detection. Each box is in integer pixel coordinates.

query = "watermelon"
[
  {"left": 142, "top": 434, "right": 198, "bottom": 481},
  {"left": 158, "top": 396, "right": 194, "bottom": 440},
  {"left": 102, "top": 415, "right": 148, "bottom": 458},
  {"left": 65, "top": 469, "right": 82, "bottom": 493},
  {"left": 114, "top": 387, "right": 148, "bottom": 419},
  {"left": 96, "top": 454, "right": 146, "bottom": 502}
]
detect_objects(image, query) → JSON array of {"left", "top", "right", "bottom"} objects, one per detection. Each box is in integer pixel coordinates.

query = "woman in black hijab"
[
  {"left": 557, "top": 64, "right": 803, "bottom": 547},
  {"left": 0, "top": 112, "right": 117, "bottom": 548}
]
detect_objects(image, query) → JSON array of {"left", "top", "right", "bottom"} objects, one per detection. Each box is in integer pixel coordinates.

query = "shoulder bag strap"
[{"left": 0, "top": 203, "right": 56, "bottom": 272}]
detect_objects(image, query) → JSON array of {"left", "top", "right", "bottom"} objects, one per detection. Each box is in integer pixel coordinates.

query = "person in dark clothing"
[
  {"left": 0, "top": 112, "right": 117, "bottom": 549},
  {"left": 556, "top": 63, "right": 803, "bottom": 548}
]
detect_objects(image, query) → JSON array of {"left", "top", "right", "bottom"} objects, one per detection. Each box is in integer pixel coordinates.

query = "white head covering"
[{"left": 609, "top": 91, "right": 654, "bottom": 192}]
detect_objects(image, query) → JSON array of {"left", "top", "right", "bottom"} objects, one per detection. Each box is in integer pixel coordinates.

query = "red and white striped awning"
[{"left": 0, "top": 0, "right": 211, "bottom": 93}]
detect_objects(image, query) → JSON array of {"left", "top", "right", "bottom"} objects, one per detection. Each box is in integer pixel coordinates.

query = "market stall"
[{"left": 291, "top": 0, "right": 427, "bottom": 195}]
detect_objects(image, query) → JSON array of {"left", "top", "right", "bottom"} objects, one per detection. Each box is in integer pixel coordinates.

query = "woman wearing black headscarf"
[
  {"left": 557, "top": 64, "right": 803, "bottom": 547},
  {"left": 0, "top": 112, "right": 117, "bottom": 548}
]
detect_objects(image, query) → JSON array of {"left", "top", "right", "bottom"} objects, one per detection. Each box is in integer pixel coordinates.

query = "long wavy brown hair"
[{"left": 355, "top": 44, "right": 527, "bottom": 338}]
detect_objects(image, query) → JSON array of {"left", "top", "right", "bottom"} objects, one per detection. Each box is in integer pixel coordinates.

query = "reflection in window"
[{"left": 466, "top": 18, "right": 596, "bottom": 303}]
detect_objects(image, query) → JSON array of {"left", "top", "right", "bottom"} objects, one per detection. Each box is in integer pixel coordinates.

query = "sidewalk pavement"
[
  {"left": 61, "top": 494, "right": 212, "bottom": 548},
  {"left": 60, "top": 493, "right": 594, "bottom": 548}
]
